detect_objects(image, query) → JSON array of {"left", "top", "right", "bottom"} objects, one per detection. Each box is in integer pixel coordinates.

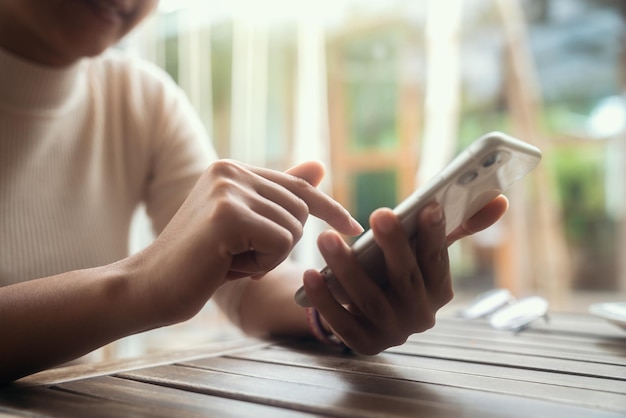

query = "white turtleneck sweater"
[{"left": 0, "top": 46, "right": 217, "bottom": 286}]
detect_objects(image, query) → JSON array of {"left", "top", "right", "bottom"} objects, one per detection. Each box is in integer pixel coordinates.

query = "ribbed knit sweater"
[{"left": 0, "top": 46, "right": 217, "bottom": 286}]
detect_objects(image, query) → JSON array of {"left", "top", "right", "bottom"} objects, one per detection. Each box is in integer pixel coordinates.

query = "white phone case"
[{"left": 294, "top": 131, "right": 542, "bottom": 307}]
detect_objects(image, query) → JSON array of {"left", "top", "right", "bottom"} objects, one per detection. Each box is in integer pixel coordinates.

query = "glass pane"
[
  {"left": 266, "top": 24, "right": 297, "bottom": 165},
  {"left": 346, "top": 81, "right": 398, "bottom": 152},
  {"left": 210, "top": 21, "right": 233, "bottom": 157},
  {"left": 340, "top": 28, "right": 408, "bottom": 152},
  {"left": 352, "top": 170, "right": 398, "bottom": 229}
]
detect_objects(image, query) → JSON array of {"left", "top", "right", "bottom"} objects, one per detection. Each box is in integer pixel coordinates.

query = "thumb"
[{"left": 285, "top": 160, "right": 326, "bottom": 187}]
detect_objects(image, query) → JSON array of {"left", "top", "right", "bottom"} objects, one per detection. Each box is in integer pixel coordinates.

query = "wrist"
[
  {"left": 107, "top": 255, "right": 160, "bottom": 327},
  {"left": 118, "top": 250, "right": 187, "bottom": 328}
]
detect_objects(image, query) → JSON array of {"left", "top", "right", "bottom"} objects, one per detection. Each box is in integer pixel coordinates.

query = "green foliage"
[
  {"left": 347, "top": 81, "right": 398, "bottom": 152},
  {"left": 352, "top": 170, "right": 398, "bottom": 229},
  {"left": 458, "top": 111, "right": 511, "bottom": 150},
  {"left": 210, "top": 22, "right": 233, "bottom": 109},
  {"left": 552, "top": 144, "right": 606, "bottom": 241}
]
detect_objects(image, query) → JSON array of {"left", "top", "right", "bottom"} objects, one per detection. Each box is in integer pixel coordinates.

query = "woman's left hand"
[{"left": 302, "top": 195, "right": 509, "bottom": 355}]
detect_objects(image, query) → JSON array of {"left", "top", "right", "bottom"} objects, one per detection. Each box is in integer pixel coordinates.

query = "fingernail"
[
  {"left": 375, "top": 212, "right": 394, "bottom": 233},
  {"left": 349, "top": 216, "right": 364, "bottom": 233},
  {"left": 430, "top": 204, "right": 444, "bottom": 226},
  {"left": 303, "top": 270, "right": 321, "bottom": 289}
]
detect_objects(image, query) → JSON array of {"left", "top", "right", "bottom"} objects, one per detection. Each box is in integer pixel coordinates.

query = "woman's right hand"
[{"left": 135, "top": 159, "right": 363, "bottom": 323}]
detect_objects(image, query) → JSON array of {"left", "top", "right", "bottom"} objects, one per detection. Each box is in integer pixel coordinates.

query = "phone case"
[{"left": 295, "top": 131, "right": 542, "bottom": 307}]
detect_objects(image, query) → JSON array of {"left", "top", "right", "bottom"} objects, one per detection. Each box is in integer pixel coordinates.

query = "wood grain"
[{"left": 2, "top": 314, "right": 625, "bottom": 418}]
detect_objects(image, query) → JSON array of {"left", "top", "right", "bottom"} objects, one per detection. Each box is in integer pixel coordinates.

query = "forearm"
[
  {"left": 0, "top": 260, "right": 160, "bottom": 385},
  {"left": 214, "top": 261, "right": 309, "bottom": 338}
]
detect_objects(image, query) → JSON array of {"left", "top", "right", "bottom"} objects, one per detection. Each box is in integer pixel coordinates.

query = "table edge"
[{"left": 13, "top": 337, "right": 274, "bottom": 388}]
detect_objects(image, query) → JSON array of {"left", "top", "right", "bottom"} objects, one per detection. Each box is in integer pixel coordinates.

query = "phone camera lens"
[
  {"left": 458, "top": 170, "right": 478, "bottom": 185},
  {"left": 482, "top": 152, "right": 500, "bottom": 168}
]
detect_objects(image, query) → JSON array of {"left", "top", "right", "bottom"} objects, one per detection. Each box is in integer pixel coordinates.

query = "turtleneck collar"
[{"left": 0, "top": 46, "right": 87, "bottom": 116}]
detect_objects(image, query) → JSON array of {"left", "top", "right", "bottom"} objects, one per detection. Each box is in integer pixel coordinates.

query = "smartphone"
[{"left": 294, "top": 131, "right": 542, "bottom": 308}]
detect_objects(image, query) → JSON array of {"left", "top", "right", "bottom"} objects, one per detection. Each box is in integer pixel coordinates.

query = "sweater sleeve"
[{"left": 124, "top": 55, "right": 218, "bottom": 235}]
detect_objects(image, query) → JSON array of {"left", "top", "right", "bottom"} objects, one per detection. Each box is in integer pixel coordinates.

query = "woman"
[{"left": 0, "top": 0, "right": 508, "bottom": 384}]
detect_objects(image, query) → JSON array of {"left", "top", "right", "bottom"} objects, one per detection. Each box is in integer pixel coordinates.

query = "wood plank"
[
  {"left": 14, "top": 338, "right": 269, "bottom": 388},
  {"left": 387, "top": 340, "right": 625, "bottom": 381},
  {"left": 179, "top": 353, "right": 626, "bottom": 416},
  {"left": 424, "top": 317, "right": 626, "bottom": 360},
  {"left": 430, "top": 318, "right": 626, "bottom": 348},
  {"left": 437, "top": 315, "right": 626, "bottom": 340},
  {"left": 407, "top": 331, "right": 626, "bottom": 364},
  {"left": 0, "top": 385, "right": 175, "bottom": 417},
  {"left": 3, "top": 313, "right": 623, "bottom": 418},
  {"left": 55, "top": 375, "right": 315, "bottom": 418},
  {"left": 243, "top": 344, "right": 625, "bottom": 395},
  {"left": 118, "top": 364, "right": 479, "bottom": 418},
  {"left": 402, "top": 331, "right": 626, "bottom": 367},
  {"left": 217, "top": 342, "right": 626, "bottom": 410}
]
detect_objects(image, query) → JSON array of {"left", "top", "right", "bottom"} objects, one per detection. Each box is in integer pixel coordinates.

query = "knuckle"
[
  {"left": 212, "top": 178, "right": 238, "bottom": 197},
  {"left": 211, "top": 188, "right": 243, "bottom": 218},
  {"left": 290, "top": 222, "right": 304, "bottom": 245},
  {"left": 439, "top": 247, "right": 450, "bottom": 264},
  {"left": 293, "top": 196, "right": 310, "bottom": 222},
  {"left": 427, "top": 246, "right": 448, "bottom": 265},
  {"left": 416, "top": 312, "right": 436, "bottom": 332},
  {"left": 272, "top": 230, "right": 293, "bottom": 253},
  {"left": 380, "top": 323, "right": 411, "bottom": 349},
  {"left": 207, "top": 159, "right": 241, "bottom": 178},
  {"left": 273, "top": 229, "right": 295, "bottom": 253},
  {"left": 440, "top": 283, "right": 454, "bottom": 304},
  {"left": 390, "top": 334, "right": 409, "bottom": 348},
  {"left": 289, "top": 173, "right": 315, "bottom": 191}
]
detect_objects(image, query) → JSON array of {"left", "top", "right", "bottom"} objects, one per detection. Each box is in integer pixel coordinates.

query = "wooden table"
[{"left": 2, "top": 312, "right": 625, "bottom": 417}]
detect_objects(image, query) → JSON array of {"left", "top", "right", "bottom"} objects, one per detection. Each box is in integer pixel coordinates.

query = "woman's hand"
[
  {"left": 136, "top": 159, "right": 363, "bottom": 324},
  {"left": 302, "top": 195, "right": 508, "bottom": 355}
]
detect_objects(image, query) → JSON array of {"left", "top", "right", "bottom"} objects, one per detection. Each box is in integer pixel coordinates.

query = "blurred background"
[{"left": 108, "top": 0, "right": 626, "bottom": 357}]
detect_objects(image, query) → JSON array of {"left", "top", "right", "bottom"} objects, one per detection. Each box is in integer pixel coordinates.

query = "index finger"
[{"left": 244, "top": 163, "right": 364, "bottom": 236}]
